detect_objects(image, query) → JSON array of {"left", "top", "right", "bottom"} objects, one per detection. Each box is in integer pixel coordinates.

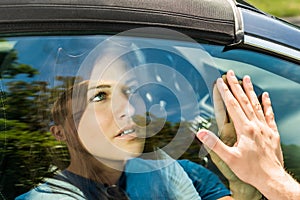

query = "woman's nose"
[{"left": 118, "top": 95, "right": 135, "bottom": 119}]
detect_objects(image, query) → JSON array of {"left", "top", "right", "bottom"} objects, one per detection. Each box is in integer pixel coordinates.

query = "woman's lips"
[
  {"left": 115, "top": 128, "right": 138, "bottom": 139},
  {"left": 119, "top": 129, "right": 135, "bottom": 136}
]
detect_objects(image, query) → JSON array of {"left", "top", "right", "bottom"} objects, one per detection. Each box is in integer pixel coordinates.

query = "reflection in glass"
[{"left": 0, "top": 34, "right": 299, "bottom": 199}]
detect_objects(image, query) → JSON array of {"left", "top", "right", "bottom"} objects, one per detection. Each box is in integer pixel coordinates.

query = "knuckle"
[
  {"left": 241, "top": 96, "right": 249, "bottom": 105},
  {"left": 248, "top": 109, "right": 255, "bottom": 118},
  {"left": 232, "top": 78, "right": 240, "bottom": 85},
  {"left": 244, "top": 124, "right": 256, "bottom": 135},
  {"left": 264, "top": 97, "right": 272, "bottom": 107},
  {"left": 273, "top": 133, "right": 280, "bottom": 142},
  {"left": 266, "top": 111, "right": 275, "bottom": 121},
  {"left": 257, "top": 105, "right": 263, "bottom": 111},
  {"left": 245, "top": 82, "right": 254, "bottom": 91},
  {"left": 223, "top": 86, "right": 231, "bottom": 93},
  {"left": 227, "top": 98, "right": 236, "bottom": 107}
]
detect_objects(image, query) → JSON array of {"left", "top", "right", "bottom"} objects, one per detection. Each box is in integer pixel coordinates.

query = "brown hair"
[
  {"left": 52, "top": 81, "right": 89, "bottom": 128},
  {"left": 51, "top": 81, "right": 91, "bottom": 153}
]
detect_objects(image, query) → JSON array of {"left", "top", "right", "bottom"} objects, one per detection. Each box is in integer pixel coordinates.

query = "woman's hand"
[{"left": 208, "top": 75, "right": 261, "bottom": 200}]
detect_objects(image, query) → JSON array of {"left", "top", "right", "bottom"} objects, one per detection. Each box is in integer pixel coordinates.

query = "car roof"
[
  {"left": 0, "top": 0, "right": 299, "bottom": 52},
  {"left": 0, "top": 0, "right": 243, "bottom": 44}
]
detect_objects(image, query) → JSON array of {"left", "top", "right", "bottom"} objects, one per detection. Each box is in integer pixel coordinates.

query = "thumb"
[{"left": 196, "top": 129, "right": 231, "bottom": 162}]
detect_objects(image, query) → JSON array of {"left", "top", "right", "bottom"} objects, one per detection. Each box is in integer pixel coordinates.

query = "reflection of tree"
[
  {"left": 4, "top": 81, "right": 48, "bottom": 131},
  {"left": 0, "top": 49, "right": 72, "bottom": 199},
  {"left": 0, "top": 119, "right": 57, "bottom": 199},
  {"left": 0, "top": 50, "right": 38, "bottom": 78},
  {"left": 142, "top": 115, "right": 218, "bottom": 164}
]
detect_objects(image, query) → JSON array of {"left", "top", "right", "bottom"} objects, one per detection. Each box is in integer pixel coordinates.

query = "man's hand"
[{"left": 197, "top": 70, "right": 300, "bottom": 200}]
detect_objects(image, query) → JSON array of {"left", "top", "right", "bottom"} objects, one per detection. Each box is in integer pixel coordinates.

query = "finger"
[
  {"left": 213, "top": 81, "right": 238, "bottom": 146},
  {"left": 216, "top": 77, "right": 248, "bottom": 129},
  {"left": 220, "top": 74, "right": 243, "bottom": 123},
  {"left": 262, "top": 92, "right": 278, "bottom": 134},
  {"left": 221, "top": 74, "right": 231, "bottom": 123},
  {"left": 196, "top": 129, "right": 232, "bottom": 163},
  {"left": 226, "top": 70, "right": 257, "bottom": 121},
  {"left": 221, "top": 74, "right": 229, "bottom": 85},
  {"left": 262, "top": 92, "right": 282, "bottom": 164},
  {"left": 213, "top": 83, "right": 228, "bottom": 129},
  {"left": 243, "top": 75, "right": 266, "bottom": 122},
  {"left": 222, "top": 73, "right": 243, "bottom": 91}
]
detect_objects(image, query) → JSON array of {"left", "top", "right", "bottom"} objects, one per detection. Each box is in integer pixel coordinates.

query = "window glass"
[{"left": 0, "top": 33, "right": 299, "bottom": 199}]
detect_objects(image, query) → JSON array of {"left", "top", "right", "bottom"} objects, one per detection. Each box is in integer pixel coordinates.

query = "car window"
[{"left": 0, "top": 33, "right": 299, "bottom": 199}]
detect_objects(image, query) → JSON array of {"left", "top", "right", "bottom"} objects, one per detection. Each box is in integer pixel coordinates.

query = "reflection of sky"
[
  {"left": 11, "top": 36, "right": 104, "bottom": 87},
  {"left": 6, "top": 36, "right": 217, "bottom": 125},
  {"left": 5, "top": 36, "right": 300, "bottom": 145}
]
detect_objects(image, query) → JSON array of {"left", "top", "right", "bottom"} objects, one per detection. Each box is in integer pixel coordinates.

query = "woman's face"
[{"left": 77, "top": 58, "right": 146, "bottom": 163}]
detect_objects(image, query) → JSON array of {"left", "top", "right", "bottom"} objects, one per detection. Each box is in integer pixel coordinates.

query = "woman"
[{"left": 17, "top": 39, "right": 257, "bottom": 200}]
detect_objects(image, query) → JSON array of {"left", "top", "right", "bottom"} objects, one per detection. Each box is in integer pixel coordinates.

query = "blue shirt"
[{"left": 16, "top": 159, "right": 231, "bottom": 200}]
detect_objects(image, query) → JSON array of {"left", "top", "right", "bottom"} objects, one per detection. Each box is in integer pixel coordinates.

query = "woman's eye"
[{"left": 91, "top": 91, "right": 107, "bottom": 102}]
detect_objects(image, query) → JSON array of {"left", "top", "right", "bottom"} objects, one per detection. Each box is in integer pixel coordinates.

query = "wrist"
[{"left": 257, "top": 168, "right": 300, "bottom": 200}]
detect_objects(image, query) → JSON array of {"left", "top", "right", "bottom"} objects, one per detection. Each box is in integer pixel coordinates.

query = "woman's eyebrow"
[{"left": 88, "top": 84, "right": 111, "bottom": 90}]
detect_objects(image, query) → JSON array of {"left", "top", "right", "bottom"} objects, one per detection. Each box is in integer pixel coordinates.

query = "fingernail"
[
  {"left": 216, "top": 77, "right": 223, "bottom": 85},
  {"left": 197, "top": 129, "right": 209, "bottom": 141},
  {"left": 197, "top": 129, "right": 218, "bottom": 150},
  {"left": 228, "top": 70, "right": 235, "bottom": 76},
  {"left": 244, "top": 75, "right": 251, "bottom": 83},
  {"left": 264, "top": 92, "right": 269, "bottom": 98}
]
